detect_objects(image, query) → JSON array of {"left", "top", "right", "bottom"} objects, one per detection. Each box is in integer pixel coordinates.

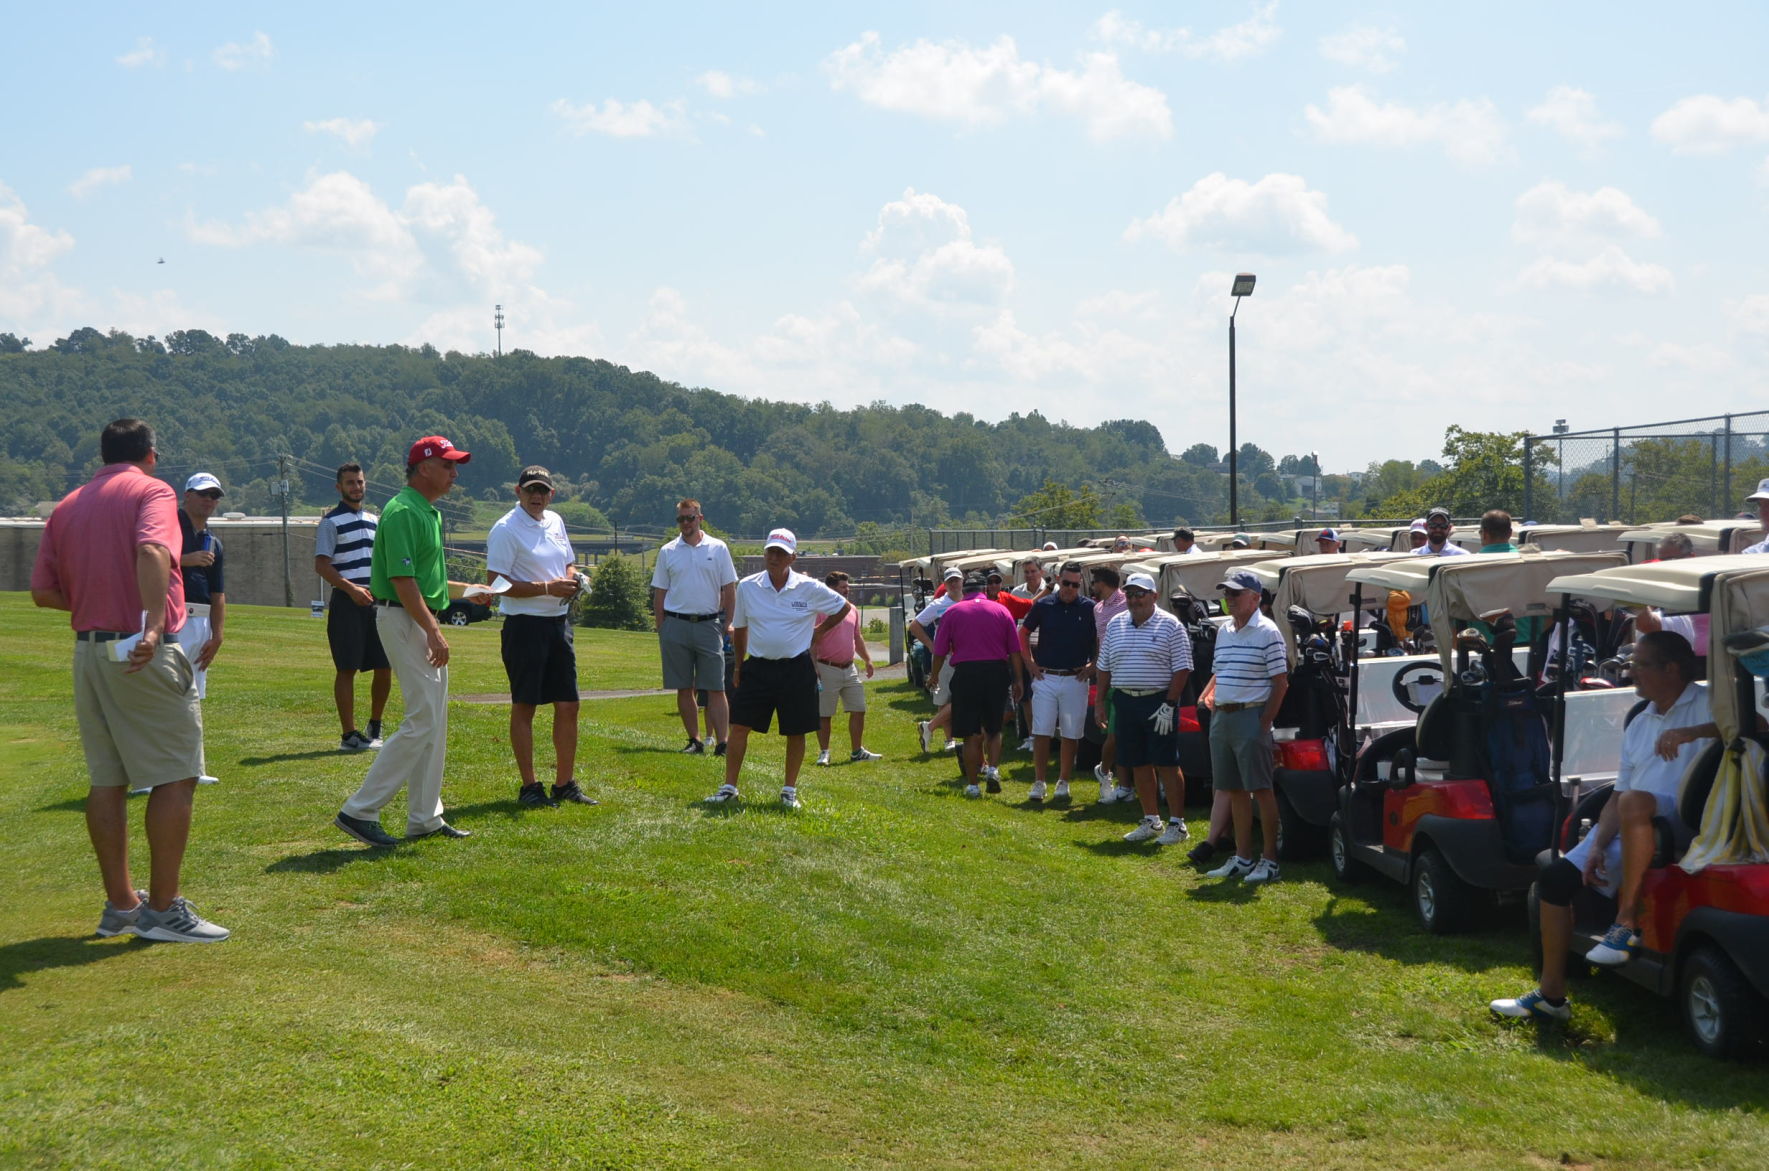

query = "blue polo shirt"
[
  {"left": 178, "top": 508, "right": 224, "bottom": 605},
  {"left": 1022, "top": 593, "right": 1097, "bottom": 670}
]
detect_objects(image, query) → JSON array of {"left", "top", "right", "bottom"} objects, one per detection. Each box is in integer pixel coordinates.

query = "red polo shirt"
[{"left": 32, "top": 463, "right": 186, "bottom": 634}]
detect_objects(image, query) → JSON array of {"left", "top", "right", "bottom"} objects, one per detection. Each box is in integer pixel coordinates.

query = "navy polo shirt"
[
  {"left": 178, "top": 508, "right": 224, "bottom": 605},
  {"left": 1022, "top": 593, "right": 1097, "bottom": 669}
]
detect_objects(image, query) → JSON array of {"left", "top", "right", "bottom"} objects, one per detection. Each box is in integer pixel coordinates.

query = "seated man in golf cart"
[{"left": 1490, "top": 630, "right": 1716, "bottom": 1021}]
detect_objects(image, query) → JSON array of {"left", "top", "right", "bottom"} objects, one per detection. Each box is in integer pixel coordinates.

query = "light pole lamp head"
[{"left": 1231, "top": 273, "right": 1256, "bottom": 298}]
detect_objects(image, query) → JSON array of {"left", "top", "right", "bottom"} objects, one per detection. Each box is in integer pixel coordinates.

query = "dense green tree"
[
  {"left": 1007, "top": 480, "right": 1105, "bottom": 529},
  {"left": 579, "top": 553, "right": 652, "bottom": 631}
]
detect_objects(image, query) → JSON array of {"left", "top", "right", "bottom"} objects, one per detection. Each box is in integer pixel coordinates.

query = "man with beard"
[{"left": 315, "top": 462, "right": 392, "bottom": 752}]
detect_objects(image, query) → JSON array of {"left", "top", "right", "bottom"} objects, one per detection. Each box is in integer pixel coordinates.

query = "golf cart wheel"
[
  {"left": 448, "top": 609, "right": 471, "bottom": 627},
  {"left": 1328, "top": 813, "right": 1364, "bottom": 883},
  {"left": 1411, "top": 847, "right": 1475, "bottom": 934},
  {"left": 1275, "top": 791, "right": 1324, "bottom": 861},
  {"left": 1681, "top": 946, "right": 1767, "bottom": 1059}
]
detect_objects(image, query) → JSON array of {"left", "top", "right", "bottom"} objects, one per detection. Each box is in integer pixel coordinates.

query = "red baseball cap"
[{"left": 407, "top": 435, "right": 472, "bottom": 465}]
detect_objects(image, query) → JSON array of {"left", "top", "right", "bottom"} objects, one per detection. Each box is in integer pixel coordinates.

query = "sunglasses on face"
[
  {"left": 1058, "top": 579, "right": 1081, "bottom": 589},
  {"left": 523, "top": 485, "right": 552, "bottom": 494},
  {"left": 1124, "top": 589, "right": 1151, "bottom": 598},
  {"left": 195, "top": 490, "right": 222, "bottom": 500},
  {"left": 676, "top": 514, "right": 699, "bottom": 523}
]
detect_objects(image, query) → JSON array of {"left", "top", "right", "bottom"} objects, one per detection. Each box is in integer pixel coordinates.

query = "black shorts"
[
  {"left": 729, "top": 653, "right": 818, "bottom": 736},
  {"left": 501, "top": 614, "right": 580, "bottom": 706},
  {"left": 327, "top": 588, "right": 391, "bottom": 672},
  {"left": 1112, "top": 689, "right": 1179, "bottom": 769},
  {"left": 950, "top": 660, "right": 1011, "bottom": 739}
]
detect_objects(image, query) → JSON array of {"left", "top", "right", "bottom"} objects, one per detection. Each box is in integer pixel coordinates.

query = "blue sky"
[{"left": 5, "top": 2, "right": 1767, "bottom": 471}]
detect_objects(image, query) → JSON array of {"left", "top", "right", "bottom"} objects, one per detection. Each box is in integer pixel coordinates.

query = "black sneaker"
[
  {"left": 340, "top": 730, "right": 372, "bottom": 752},
  {"left": 712, "top": 741, "right": 728, "bottom": 757},
  {"left": 334, "top": 811, "right": 399, "bottom": 847},
  {"left": 681, "top": 738, "right": 705, "bottom": 755},
  {"left": 406, "top": 821, "right": 470, "bottom": 840},
  {"left": 366, "top": 718, "right": 384, "bottom": 742},
  {"left": 518, "top": 783, "right": 558, "bottom": 808},
  {"left": 985, "top": 776, "right": 1002, "bottom": 794},
  {"left": 551, "top": 780, "right": 599, "bottom": 806}
]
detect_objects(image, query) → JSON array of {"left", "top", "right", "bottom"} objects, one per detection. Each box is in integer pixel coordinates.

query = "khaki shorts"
[
  {"left": 815, "top": 659, "right": 866, "bottom": 717},
  {"left": 74, "top": 637, "right": 205, "bottom": 789}
]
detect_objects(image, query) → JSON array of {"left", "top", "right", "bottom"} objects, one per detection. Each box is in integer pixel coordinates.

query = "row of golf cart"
[{"left": 897, "top": 536, "right": 1769, "bottom": 1057}]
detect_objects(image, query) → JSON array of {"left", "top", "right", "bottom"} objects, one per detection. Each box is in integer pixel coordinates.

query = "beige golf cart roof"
[
  {"left": 1152, "top": 549, "right": 1277, "bottom": 609},
  {"left": 1419, "top": 550, "right": 1628, "bottom": 672},
  {"left": 1516, "top": 522, "right": 1635, "bottom": 552},
  {"left": 1618, "top": 520, "right": 1764, "bottom": 559}
]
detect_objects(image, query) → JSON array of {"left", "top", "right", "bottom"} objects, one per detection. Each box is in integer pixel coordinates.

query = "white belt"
[{"left": 187, "top": 603, "right": 211, "bottom": 618}]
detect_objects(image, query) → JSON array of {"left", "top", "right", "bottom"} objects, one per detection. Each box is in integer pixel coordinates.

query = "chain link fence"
[{"left": 1523, "top": 411, "right": 1769, "bottom": 525}]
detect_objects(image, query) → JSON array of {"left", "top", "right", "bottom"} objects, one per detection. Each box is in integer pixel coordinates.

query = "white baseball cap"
[
  {"left": 764, "top": 527, "right": 797, "bottom": 554},
  {"left": 1747, "top": 478, "right": 1769, "bottom": 503},
  {"left": 184, "top": 472, "right": 223, "bottom": 495},
  {"left": 1123, "top": 572, "right": 1157, "bottom": 593},
  {"left": 1409, "top": 518, "right": 1428, "bottom": 532},
  {"left": 942, "top": 565, "right": 964, "bottom": 581}
]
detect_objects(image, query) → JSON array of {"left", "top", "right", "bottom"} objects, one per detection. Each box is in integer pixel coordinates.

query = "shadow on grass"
[
  {"left": 0, "top": 935, "right": 137, "bottom": 992},
  {"left": 240, "top": 748, "right": 354, "bottom": 766},
  {"left": 1309, "top": 893, "right": 1518, "bottom": 973},
  {"left": 35, "top": 797, "right": 87, "bottom": 813},
  {"left": 266, "top": 845, "right": 396, "bottom": 874},
  {"left": 1186, "top": 877, "right": 1260, "bottom": 904}
]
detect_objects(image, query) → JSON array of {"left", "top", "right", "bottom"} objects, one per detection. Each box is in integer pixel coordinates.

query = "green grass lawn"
[{"left": 2, "top": 594, "right": 1766, "bottom": 1168}]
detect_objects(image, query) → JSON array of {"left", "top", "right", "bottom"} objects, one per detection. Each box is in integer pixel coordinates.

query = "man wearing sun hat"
[
  {"left": 705, "top": 528, "right": 853, "bottom": 809},
  {"left": 1739, "top": 478, "right": 1769, "bottom": 553},
  {"left": 335, "top": 435, "right": 485, "bottom": 848},
  {"left": 1198, "top": 567, "right": 1288, "bottom": 885}
]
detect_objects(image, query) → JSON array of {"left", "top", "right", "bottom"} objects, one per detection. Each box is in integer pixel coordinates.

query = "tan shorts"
[
  {"left": 74, "top": 637, "right": 205, "bottom": 789},
  {"left": 815, "top": 659, "right": 866, "bottom": 717}
]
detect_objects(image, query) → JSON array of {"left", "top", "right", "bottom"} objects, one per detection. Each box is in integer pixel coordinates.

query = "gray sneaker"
[
  {"left": 334, "top": 811, "right": 400, "bottom": 847},
  {"left": 135, "top": 896, "right": 231, "bottom": 943},
  {"left": 97, "top": 889, "right": 148, "bottom": 937}
]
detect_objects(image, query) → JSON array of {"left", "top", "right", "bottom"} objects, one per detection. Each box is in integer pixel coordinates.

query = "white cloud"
[
  {"left": 1511, "top": 181, "right": 1660, "bottom": 244},
  {"left": 1124, "top": 172, "right": 1357, "bottom": 255},
  {"left": 1304, "top": 84, "right": 1510, "bottom": 166},
  {"left": 1651, "top": 94, "right": 1769, "bottom": 154},
  {"left": 213, "top": 31, "right": 274, "bottom": 71},
  {"left": 303, "top": 117, "right": 382, "bottom": 150},
  {"left": 823, "top": 32, "right": 1172, "bottom": 142},
  {"left": 1526, "top": 86, "right": 1623, "bottom": 151},
  {"left": 1318, "top": 26, "right": 1404, "bottom": 73},
  {"left": 858, "top": 188, "right": 1014, "bottom": 309},
  {"left": 551, "top": 97, "right": 691, "bottom": 139},
  {"left": 1516, "top": 245, "right": 1673, "bottom": 295},
  {"left": 402, "top": 175, "right": 543, "bottom": 291},
  {"left": 1733, "top": 294, "right": 1769, "bottom": 336},
  {"left": 1647, "top": 342, "right": 1733, "bottom": 374},
  {"left": 116, "top": 36, "right": 164, "bottom": 68},
  {"left": 69, "top": 165, "right": 133, "bottom": 200},
  {"left": 1093, "top": 4, "right": 1280, "bottom": 62},
  {"left": 0, "top": 182, "right": 81, "bottom": 323},
  {"left": 696, "top": 70, "right": 760, "bottom": 99}
]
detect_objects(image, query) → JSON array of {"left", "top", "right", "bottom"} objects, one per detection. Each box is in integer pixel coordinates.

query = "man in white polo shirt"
[
  {"left": 651, "top": 498, "right": 739, "bottom": 756},
  {"left": 706, "top": 528, "right": 852, "bottom": 809},
  {"left": 487, "top": 465, "right": 595, "bottom": 810}
]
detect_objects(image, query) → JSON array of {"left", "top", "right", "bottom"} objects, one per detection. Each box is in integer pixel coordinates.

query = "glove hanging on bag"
[{"left": 1151, "top": 702, "right": 1175, "bottom": 735}]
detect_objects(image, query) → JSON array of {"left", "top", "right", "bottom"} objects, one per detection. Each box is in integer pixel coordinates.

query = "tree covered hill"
[{"left": 0, "top": 327, "right": 1248, "bottom": 537}]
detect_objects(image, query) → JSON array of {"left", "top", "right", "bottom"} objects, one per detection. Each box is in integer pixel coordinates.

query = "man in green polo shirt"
[{"left": 335, "top": 435, "right": 487, "bottom": 847}]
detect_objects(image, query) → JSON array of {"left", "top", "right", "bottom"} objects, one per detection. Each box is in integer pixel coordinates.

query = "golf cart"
[
  {"left": 1516, "top": 522, "right": 1634, "bottom": 553},
  {"left": 1531, "top": 554, "right": 1769, "bottom": 1057},
  {"left": 1329, "top": 549, "right": 1634, "bottom": 932},
  {"left": 1618, "top": 520, "right": 1764, "bottom": 563}
]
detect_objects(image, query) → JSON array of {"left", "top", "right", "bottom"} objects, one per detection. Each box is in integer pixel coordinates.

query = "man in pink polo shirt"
[
  {"left": 930, "top": 572, "right": 1024, "bottom": 797},
  {"left": 811, "top": 571, "right": 880, "bottom": 766},
  {"left": 31, "top": 418, "right": 229, "bottom": 943}
]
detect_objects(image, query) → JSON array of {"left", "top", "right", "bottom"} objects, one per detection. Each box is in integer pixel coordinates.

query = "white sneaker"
[
  {"left": 198, "top": 774, "right": 219, "bottom": 785},
  {"left": 1094, "top": 763, "right": 1114, "bottom": 786},
  {"left": 944, "top": 739, "right": 960, "bottom": 751},
  {"left": 1018, "top": 737, "right": 1034, "bottom": 752},
  {"left": 1156, "top": 819, "right": 1189, "bottom": 846},
  {"left": 780, "top": 787, "right": 802, "bottom": 810},
  {"left": 1124, "top": 816, "right": 1164, "bottom": 842},
  {"left": 964, "top": 783, "right": 982, "bottom": 798},
  {"left": 815, "top": 750, "right": 831, "bottom": 766},
  {"left": 1207, "top": 855, "right": 1255, "bottom": 879},
  {"left": 1243, "top": 858, "right": 1280, "bottom": 884},
  {"left": 982, "top": 765, "right": 1000, "bottom": 782},
  {"left": 1028, "top": 780, "right": 1048, "bottom": 801},
  {"left": 1097, "top": 782, "right": 1118, "bottom": 804},
  {"left": 705, "top": 783, "right": 740, "bottom": 804},
  {"left": 849, "top": 748, "right": 882, "bottom": 762},
  {"left": 1052, "top": 780, "right": 1070, "bottom": 800},
  {"left": 1112, "top": 785, "right": 1136, "bottom": 804},
  {"left": 918, "top": 721, "right": 932, "bottom": 753}
]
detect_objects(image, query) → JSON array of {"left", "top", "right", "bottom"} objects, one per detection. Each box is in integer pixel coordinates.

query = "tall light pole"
[
  {"left": 1228, "top": 273, "right": 1256, "bottom": 527},
  {"left": 1309, "top": 449, "right": 1320, "bottom": 520},
  {"left": 494, "top": 303, "right": 505, "bottom": 358}
]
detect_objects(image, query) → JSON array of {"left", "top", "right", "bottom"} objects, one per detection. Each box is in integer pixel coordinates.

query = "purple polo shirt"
[{"left": 932, "top": 595, "right": 1020, "bottom": 664}]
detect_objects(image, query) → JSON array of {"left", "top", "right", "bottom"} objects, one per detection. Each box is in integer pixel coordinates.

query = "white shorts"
[
  {"left": 1562, "top": 787, "right": 1679, "bottom": 897},
  {"left": 1030, "top": 672, "right": 1089, "bottom": 740},
  {"left": 930, "top": 661, "right": 956, "bottom": 708},
  {"left": 184, "top": 612, "right": 212, "bottom": 700}
]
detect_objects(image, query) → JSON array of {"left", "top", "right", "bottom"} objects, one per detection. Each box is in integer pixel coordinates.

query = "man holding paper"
[
  {"left": 334, "top": 436, "right": 490, "bottom": 847},
  {"left": 31, "top": 418, "right": 229, "bottom": 942}
]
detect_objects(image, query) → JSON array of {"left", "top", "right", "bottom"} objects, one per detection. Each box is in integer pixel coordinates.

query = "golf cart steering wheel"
[{"left": 1391, "top": 661, "right": 1444, "bottom": 715}]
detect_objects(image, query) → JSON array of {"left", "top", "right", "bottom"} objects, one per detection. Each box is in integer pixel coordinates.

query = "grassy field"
[{"left": 2, "top": 594, "right": 1766, "bottom": 1169}]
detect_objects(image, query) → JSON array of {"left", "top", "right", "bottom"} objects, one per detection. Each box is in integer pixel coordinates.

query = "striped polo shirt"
[
  {"left": 1210, "top": 610, "right": 1287, "bottom": 703},
  {"left": 315, "top": 502, "right": 379, "bottom": 587},
  {"left": 1098, "top": 606, "right": 1192, "bottom": 689}
]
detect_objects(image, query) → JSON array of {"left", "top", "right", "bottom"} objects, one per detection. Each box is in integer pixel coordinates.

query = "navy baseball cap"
[{"left": 1217, "top": 569, "right": 1262, "bottom": 593}]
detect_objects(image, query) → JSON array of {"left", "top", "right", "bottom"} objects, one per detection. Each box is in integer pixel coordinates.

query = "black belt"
[
  {"left": 665, "top": 610, "right": 722, "bottom": 623},
  {"left": 1039, "top": 667, "right": 1082, "bottom": 676},
  {"left": 375, "top": 598, "right": 443, "bottom": 617},
  {"left": 78, "top": 630, "right": 179, "bottom": 644}
]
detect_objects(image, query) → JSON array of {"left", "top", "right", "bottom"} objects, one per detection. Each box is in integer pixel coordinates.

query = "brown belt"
[
  {"left": 1214, "top": 700, "right": 1261, "bottom": 713},
  {"left": 815, "top": 658, "right": 854, "bottom": 668}
]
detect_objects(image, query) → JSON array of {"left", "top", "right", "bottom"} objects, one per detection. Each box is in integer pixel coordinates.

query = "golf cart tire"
[
  {"left": 1276, "top": 791, "right": 1325, "bottom": 861},
  {"left": 1412, "top": 847, "right": 1476, "bottom": 935},
  {"left": 1681, "top": 946, "right": 1768, "bottom": 1059},
  {"left": 448, "top": 609, "right": 470, "bottom": 627},
  {"left": 1329, "top": 813, "right": 1365, "bottom": 883}
]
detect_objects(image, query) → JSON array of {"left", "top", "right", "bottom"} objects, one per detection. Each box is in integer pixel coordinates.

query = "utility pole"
[
  {"left": 494, "top": 304, "right": 505, "bottom": 358},
  {"left": 277, "top": 453, "right": 293, "bottom": 607}
]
